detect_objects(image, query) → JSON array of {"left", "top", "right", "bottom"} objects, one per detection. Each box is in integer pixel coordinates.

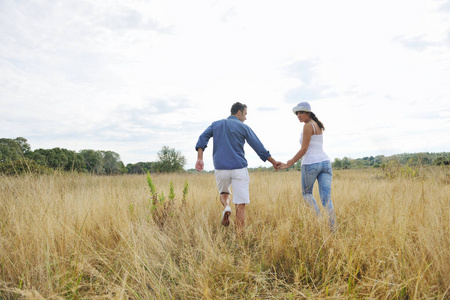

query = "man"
[{"left": 195, "top": 102, "right": 281, "bottom": 236}]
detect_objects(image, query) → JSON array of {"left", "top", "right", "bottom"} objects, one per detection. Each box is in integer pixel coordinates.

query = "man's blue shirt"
[{"left": 195, "top": 116, "right": 271, "bottom": 170}]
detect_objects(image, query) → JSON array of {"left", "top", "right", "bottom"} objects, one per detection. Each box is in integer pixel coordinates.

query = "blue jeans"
[{"left": 301, "top": 161, "right": 336, "bottom": 228}]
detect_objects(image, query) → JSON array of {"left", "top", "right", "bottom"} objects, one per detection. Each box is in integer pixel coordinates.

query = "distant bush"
[
  {"left": 332, "top": 152, "right": 450, "bottom": 170},
  {"left": 377, "top": 161, "right": 422, "bottom": 179},
  {"left": 126, "top": 162, "right": 159, "bottom": 174},
  {"left": 434, "top": 155, "right": 450, "bottom": 166},
  {"left": 0, "top": 159, "right": 53, "bottom": 175}
]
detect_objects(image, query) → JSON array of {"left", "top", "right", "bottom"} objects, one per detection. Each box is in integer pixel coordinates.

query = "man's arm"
[
  {"left": 195, "top": 148, "right": 204, "bottom": 172},
  {"left": 195, "top": 124, "right": 213, "bottom": 172},
  {"left": 244, "top": 125, "right": 280, "bottom": 170}
]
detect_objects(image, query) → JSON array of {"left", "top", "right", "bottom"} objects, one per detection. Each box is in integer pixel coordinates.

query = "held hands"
[
  {"left": 271, "top": 160, "right": 282, "bottom": 171},
  {"left": 196, "top": 158, "right": 292, "bottom": 172},
  {"left": 278, "top": 160, "right": 293, "bottom": 170}
]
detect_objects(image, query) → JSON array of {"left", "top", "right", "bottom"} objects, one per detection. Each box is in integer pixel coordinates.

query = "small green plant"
[
  {"left": 400, "top": 164, "right": 420, "bottom": 178},
  {"left": 147, "top": 172, "right": 157, "bottom": 207},
  {"left": 379, "top": 161, "right": 421, "bottom": 179},
  {"left": 145, "top": 174, "right": 189, "bottom": 228},
  {"left": 169, "top": 180, "right": 176, "bottom": 201},
  {"left": 182, "top": 179, "right": 189, "bottom": 206},
  {"left": 379, "top": 161, "right": 400, "bottom": 179},
  {"left": 159, "top": 191, "right": 166, "bottom": 204}
]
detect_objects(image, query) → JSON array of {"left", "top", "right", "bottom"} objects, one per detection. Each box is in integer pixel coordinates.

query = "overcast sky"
[{"left": 1, "top": 0, "right": 449, "bottom": 171}]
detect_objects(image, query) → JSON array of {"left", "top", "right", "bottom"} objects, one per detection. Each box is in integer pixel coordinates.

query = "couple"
[{"left": 195, "top": 102, "right": 336, "bottom": 235}]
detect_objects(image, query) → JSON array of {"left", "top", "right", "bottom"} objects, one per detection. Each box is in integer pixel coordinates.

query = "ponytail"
[{"left": 310, "top": 113, "right": 325, "bottom": 131}]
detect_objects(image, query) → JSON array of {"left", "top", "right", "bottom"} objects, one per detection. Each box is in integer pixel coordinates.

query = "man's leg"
[
  {"left": 215, "top": 170, "right": 232, "bottom": 226},
  {"left": 235, "top": 203, "right": 246, "bottom": 237},
  {"left": 220, "top": 193, "right": 231, "bottom": 226},
  {"left": 231, "top": 168, "right": 250, "bottom": 237},
  {"left": 220, "top": 192, "right": 230, "bottom": 208}
]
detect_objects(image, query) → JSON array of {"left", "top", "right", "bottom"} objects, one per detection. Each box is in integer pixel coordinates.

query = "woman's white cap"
[{"left": 292, "top": 102, "right": 312, "bottom": 114}]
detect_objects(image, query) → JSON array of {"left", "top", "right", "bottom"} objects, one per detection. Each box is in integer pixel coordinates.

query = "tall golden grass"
[{"left": 0, "top": 167, "right": 449, "bottom": 299}]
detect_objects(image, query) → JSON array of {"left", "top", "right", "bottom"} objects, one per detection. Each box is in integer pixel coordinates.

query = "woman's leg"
[
  {"left": 317, "top": 161, "right": 336, "bottom": 229},
  {"left": 301, "top": 163, "right": 321, "bottom": 216}
]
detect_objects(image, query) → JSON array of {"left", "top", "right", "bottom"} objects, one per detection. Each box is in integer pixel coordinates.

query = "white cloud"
[{"left": 0, "top": 0, "right": 449, "bottom": 170}]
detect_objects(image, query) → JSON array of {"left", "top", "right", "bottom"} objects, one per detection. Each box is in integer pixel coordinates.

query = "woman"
[{"left": 279, "top": 102, "right": 336, "bottom": 229}]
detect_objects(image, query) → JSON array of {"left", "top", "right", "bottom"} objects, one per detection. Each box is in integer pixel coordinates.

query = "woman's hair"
[
  {"left": 310, "top": 112, "right": 325, "bottom": 131},
  {"left": 231, "top": 102, "right": 247, "bottom": 115}
]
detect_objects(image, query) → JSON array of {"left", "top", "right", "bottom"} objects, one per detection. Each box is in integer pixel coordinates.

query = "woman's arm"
[{"left": 280, "top": 123, "right": 314, "bottom": 169}]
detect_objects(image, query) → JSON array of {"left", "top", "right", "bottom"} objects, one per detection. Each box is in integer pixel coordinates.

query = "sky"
[{"left": 1, "top": 0, "right": 449, "bottom": 171}]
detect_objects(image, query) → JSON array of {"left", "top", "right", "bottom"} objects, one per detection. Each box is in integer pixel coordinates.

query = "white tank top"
[{"left": 300, "top": 122, "right": 331, "bottom": 166}]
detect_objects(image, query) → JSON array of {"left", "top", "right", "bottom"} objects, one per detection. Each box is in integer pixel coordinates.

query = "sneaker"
[{"left": 221, "top": 206, "right": 231, "bottom": 226}]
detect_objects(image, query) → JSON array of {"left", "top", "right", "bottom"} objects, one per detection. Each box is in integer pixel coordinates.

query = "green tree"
[
  {"left": 102, "top": 151, "right": 123, "bottom": 174},
  {"left": 126, "top": 162, "right": 158, "bottom": 174},
  {"left": 47, "top": 148, "right": 69, "bottom": 170},
  {"left": 118, "top": 161, "right": 128, "bottom": 174},
  {"left": 155, "top": 146, "right": 186, "bottom": 172},
  {"left": 0, "top": 137, "right": 30, "bottom": 162},
  {"left": 27, "top": 149, "right": 48, "bottom": 165},
  {"left": 79, "top": 149, "right": 104, "bottom": 173},
  {"left": 28, "top": 148, "right": 85, "bottom": 172},
  {"left": 126, "top": 163, "right": 143, "bottom": 174},
  {"left": 15, "top": 137, "right": 31, "bottom": 154},
  {"left": 341, "top": 157, "right": 352, "bottom": 169},
  {"left": 332, "top": 158, "right": 342, "bottom": 169},
  {"left": 66, "top": 151, "right": 85, "bottom": 172}
]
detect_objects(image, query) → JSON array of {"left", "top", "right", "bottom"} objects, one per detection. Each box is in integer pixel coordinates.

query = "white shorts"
[{"left": 214, "top": 168, "right": 250, "bottom": 204}]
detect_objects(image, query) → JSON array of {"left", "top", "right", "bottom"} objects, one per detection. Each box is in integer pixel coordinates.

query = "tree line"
[
  {"left": 2, "top": 137, "right": 446, "bottom": 175},
  {"left": 332, "top": 152, "right": 450, "bottom": 169},
  {"left": 246, "top": 152, "right": 450, "bottom": 172},
  {"left": 0, "top": 137, "right": 186, "bottom": 175}
]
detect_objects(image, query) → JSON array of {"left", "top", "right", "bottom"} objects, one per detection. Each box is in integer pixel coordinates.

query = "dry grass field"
[{"left": 0, "top": 167, "right": 449, "bottom": 299}]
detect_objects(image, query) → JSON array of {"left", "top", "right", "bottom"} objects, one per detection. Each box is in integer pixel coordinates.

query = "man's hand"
[
  {"left": 271, "top": 160, "right": 282, "bottom": 171},
  {"left": 267, "top": 156, "right": 281, "bottom": 171},
  {"left": 195, "top": 159, "right": 204, "bottom": 172},
  {"left": 196, "top": 148, "right": 204, "bottom": 172}
]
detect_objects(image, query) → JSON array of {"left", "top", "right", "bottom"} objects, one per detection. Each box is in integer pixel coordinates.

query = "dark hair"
[
  {"left": 310, "top": 112, "right": 325, "bottom": 131},
  {"left": 231, "top": 102, "right": 247, "bottom": 115}
]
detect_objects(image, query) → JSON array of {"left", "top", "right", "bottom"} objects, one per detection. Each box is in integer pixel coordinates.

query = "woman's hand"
[
  {"left": 278, "top": 159, "right": 296, "bottom": 170},
  {"left": 278, "top": 162, "right": 290, "bottom": 170}
]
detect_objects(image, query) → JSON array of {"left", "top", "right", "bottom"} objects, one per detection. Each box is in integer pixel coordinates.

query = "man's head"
[{"left": 231, "top": 102, "right": 247, "bottom": 122}]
